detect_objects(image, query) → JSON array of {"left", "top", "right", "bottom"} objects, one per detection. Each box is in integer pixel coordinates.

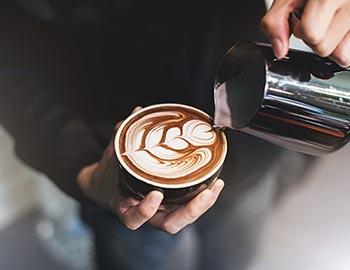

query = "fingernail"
[
  {"left": 114, "top": 121, "right": 123, "bottom": 131},
  {"left": 214, "top": 180, "right": 225, "bottom": 192},
  {"left": 272, "top": 38, "right": 284, "bottom": 59},
  {"left": 132, "top": 106, "right": 143, "bottom": 114},
  {"left": 149, "top": 192, "right": 163, "bottom": 207}
]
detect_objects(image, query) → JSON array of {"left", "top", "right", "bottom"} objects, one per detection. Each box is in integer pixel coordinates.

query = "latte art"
[{"left": 117, "top": 105, "right": 226, "bottom": 185}]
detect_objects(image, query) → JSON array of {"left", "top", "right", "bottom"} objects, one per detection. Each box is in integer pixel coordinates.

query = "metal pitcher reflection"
[{"left": 214, "top": 41, "right": 350, "bottom": 155}]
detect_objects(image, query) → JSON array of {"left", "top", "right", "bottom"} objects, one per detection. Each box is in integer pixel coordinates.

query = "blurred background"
[
  {"left": 0, "top": 0, "right": 350, "bottom": 269},
  {"left": 1, "top": 49, "right": 350, "bottom": 270}
]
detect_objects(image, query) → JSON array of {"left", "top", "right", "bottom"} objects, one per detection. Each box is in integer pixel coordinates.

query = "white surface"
[
  {"left": 0, "top": 169, "right": 40, "bottom": 229},
  {"left": 0, "top": 126, "right": 41, "bottom": 229},
  {"left": 250, "top": 144, "right": 350, "bottom": 270},
  {"left": 0, "top": 124, "right": 80, "bottom": 231},
  {"left": 265, "top": 0, "right": 273, "bottom": 8}
]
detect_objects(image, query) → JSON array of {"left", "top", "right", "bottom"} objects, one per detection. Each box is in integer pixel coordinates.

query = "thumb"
[
  {"left": 104, "top": 120, "right": 123, "bottom": 152},
  {"left": 109, "top": 106, "right": 143, "bottom": 156},
  {"left": 261, "top": 0, "right": 301, "bottom": 59},
  {"left": 132, "top": 106, "right": 143, "bottom": 114},
  {"left": 114, "top": 121, "right": 123, "bottom": 132}
]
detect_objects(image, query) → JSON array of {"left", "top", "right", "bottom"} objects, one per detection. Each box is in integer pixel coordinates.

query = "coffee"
[{"left": 116, "top": 104, "right": 226, "bottom": 186}]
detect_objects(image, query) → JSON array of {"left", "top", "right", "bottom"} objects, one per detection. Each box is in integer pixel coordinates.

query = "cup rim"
[{"left": 115, "top": 103, "right": 227, "bottom": 189}]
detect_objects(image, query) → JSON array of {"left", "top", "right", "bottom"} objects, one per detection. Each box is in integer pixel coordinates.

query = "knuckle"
[
  {"left": 199, "top": 190, "right": 215, "bottom": 207},
  {"left": 187, "top": 205, "right": 199, "bottom": 220},
  {"left": 320, "top": 0, "right": 333, "bottom": 6},
  {"left": 161, "top": 223, "right": 178, "bottom": 235},
  {"left": 300, "top": 25, "right": 323, "bottom": 45},
  {"left": 260, "top": 14, "right": 274, "bottom": 33},
  {"left": 333, "top": 47, "right": 350, "bottom": 67},
  {"left": 333, "top": 58, "right": 347, "bottom": 68},
  {"left": 138, "top": 204, "right": 153, "bottom": 219},
  {"left": 125, "top": 222, "right": 139, "bottom": 231},
  {"left": 206, "top": 194, "right": 217, "bottom": 207},
  {"left": 315, "top": 0, "right": 333, "bottom": 10},
  {"left": 314, "top": 42, "right": 333, "bottom": 57},
  {"left": 165, "top": 228, "right": 178, "bottom": 235}
]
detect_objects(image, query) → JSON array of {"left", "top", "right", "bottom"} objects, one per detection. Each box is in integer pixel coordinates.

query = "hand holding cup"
[{"left": 78, "top": 106, "right": 226, "bottom": 234}]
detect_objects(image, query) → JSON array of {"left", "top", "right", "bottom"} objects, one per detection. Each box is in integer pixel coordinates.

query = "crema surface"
[{"left": 118, "top": 105, "right": 226, "bottom": 185}]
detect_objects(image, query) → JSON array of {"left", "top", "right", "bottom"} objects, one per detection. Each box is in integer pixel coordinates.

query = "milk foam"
[{"left": 122, "top": 111, "right": 217, "bottom": 179}]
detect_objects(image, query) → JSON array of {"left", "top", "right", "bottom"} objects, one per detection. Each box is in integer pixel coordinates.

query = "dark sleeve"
[{"left": 0, "top": 56, "right": 103, "bottom": 205}]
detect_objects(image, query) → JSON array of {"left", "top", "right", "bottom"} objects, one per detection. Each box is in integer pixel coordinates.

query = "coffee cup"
[{"left": 114, "top": 103, "right": 227, "bottom": 204}]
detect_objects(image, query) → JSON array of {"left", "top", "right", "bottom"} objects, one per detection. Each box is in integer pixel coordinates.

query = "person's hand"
[
  {"left": 77, "top": 107, "right": 225, "bottom": 234},
  {"left": 261, "top": 0, "right": 350, "bottom": 67}
]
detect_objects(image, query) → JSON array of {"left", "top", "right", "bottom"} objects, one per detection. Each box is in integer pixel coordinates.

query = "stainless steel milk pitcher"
[{"left": 214, "top": 41, "right": 350, "bottom": 155}]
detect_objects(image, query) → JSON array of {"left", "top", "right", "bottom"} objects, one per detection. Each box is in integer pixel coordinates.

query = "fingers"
[
  {"left": 114, "top": 121, "right": 123, "bottom": 132},
  {"left": 295, "top": 5, "right": 350, "bottom": 57},
  {"left": 113, "top": 106, "right": 142, "bottom": 132},
  {"left": 111, "top": 179, "right": 225, "bottom": 233},
  {"left": 111, "top": 106, "right": 143, "bottom": 150},
  {"left": 261, "top": 0, "right": 350, "bottom": 65},
  {"left": 119, "top": 191, "right": 163, "bottom": 230},
  {"left": 132, "top": 106, "right": 143, "bottom": 114},
  {"left": 115, "top": 196, "right": 139, "bottom": 214},
  {"left": 332, "top": 31, "right": 350, "bottom": 67},
  {"left": 316, "top": 10, "right": 350, "bottom": 57},
  {"left": 149, "top": 179, "right": 225, "bottom": 234},
  {"left": 293, "top": 0, "right": 337, "bottom": 45},
  {"left": 261, "top": 0, "right": 301, "bottom": 59}
]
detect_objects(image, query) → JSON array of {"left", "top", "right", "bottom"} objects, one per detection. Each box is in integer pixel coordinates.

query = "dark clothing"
[
  {"left": 0, "top": 1, "right": 292, "bottom": 270},
  {"left": 0, "top": 0, "right": 279, "bottom": 204}
]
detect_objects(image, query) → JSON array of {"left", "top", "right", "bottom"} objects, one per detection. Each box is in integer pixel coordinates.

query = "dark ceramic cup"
[{"left": 114, "top": 104, "right": 227, "bottom": 205}]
